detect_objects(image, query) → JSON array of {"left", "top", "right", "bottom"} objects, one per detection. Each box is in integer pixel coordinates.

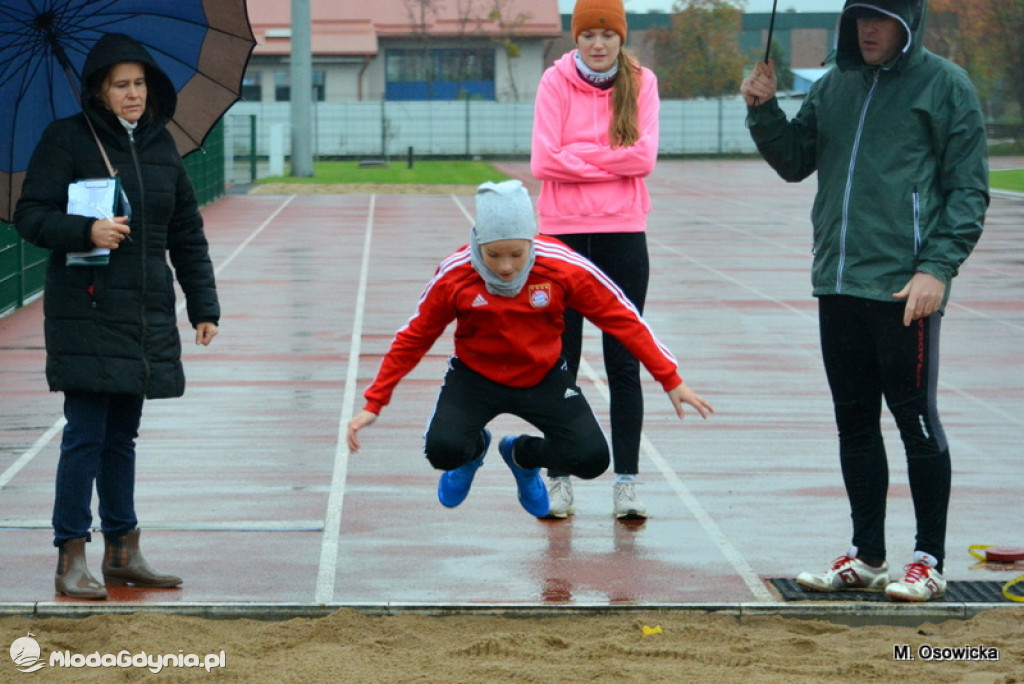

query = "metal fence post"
[
  {"left": 249, "top": 114, "right": 257, "bottom": 183},
  {"left": 17, "top": 239, "right": 24, "bottom": 309},
  {"left": 718, "top": 97, "right": 724, "bottom": 155}
]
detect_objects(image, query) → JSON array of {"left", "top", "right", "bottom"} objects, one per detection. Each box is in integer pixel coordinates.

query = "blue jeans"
[{"left": 53, "top": 392, "right": 144, "bottom": 546}]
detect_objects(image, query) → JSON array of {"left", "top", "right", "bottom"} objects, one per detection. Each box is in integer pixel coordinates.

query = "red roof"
[{"left": 246, "top": 0, "right": 563, "bottom": 57}]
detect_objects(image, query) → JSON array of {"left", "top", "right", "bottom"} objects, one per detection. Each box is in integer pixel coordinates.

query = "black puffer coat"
[{"left": 14, "top": 33, "right": 219, "bottom": 399}]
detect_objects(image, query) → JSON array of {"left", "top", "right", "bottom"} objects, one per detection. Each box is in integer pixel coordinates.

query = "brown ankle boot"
[
  {"left": 55, "top": 538, "right": 107, "bottom": 600},
  {"left": 102, "top": 528, "right": 182, "bottom": 588}
]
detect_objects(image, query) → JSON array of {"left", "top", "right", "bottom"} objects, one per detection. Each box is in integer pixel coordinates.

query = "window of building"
[
  {"left": 241, "top": 71, "right": 262, "bottom": 101},
  {"left": 274, "top": 71, "right": 326, "bottom": 102},
  {"left": 385, "top": 48, "right": 495, "bottom": 100}
]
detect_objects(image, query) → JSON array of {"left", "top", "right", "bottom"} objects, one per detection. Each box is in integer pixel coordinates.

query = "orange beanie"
[{"left": 571, "top": 0, "right": 627, "bottom": 44}]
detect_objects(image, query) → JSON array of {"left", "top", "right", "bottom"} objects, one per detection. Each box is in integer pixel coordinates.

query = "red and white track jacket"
[{"left": 362, "top": 235, "right": 681, "bottom": 414}]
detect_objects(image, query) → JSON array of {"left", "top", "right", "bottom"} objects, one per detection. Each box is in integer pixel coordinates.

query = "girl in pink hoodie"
[{"left": 530, "top": 0, "right": 660, "bottom": 520}]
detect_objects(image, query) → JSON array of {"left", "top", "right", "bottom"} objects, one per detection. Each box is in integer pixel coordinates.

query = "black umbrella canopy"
[{"left": 0, "top": 0, "right": 256, "bottom": 222}]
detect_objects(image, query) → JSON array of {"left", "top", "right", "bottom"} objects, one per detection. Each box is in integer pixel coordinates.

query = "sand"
[{"left": 4, "top": 607, "right": 1022, "bottom": 682}]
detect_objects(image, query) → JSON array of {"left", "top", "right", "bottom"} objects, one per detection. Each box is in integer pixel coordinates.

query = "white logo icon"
[
  {"left": 10, "top": 632, "right": 46, "bottom": 673},
  {"left": 472, "top": 294, "right": 488, "bottom": 307},
  {"left": 563, "top": 388, "right": 579, "bottom": 399}
]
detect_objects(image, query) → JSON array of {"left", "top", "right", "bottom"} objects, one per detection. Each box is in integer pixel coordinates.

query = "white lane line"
[
  {"left": 212, "top": 195, "right": 296, "bottom": 278},
  {"left": 650, "top": 235, "right": 1024, "bottom": 427},
  {"left": 578, "top": 360, "right": 773, "bottom": 602},
  {"left": 947, "top": 300, "right": 1024, "bottom": 333},
  {"left": 0, "top": 420, "right": 66, "bottom": 490},
  {"left": 0, "top": 195, "right": 297, "bottom": 491},
  {"left": 0, "top": 519, "right": 324, "bottom": 531},
  {"left": 648, "top": 236, "right": 814, "bottom": 321},
  {"left": 315, "top": 194, "right": 376, "bottom": 603}
]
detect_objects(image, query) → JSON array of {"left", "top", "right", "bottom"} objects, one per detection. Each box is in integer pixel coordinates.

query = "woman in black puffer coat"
[{"left": 15, "top": 33, "right": 220, "bottom": 600}]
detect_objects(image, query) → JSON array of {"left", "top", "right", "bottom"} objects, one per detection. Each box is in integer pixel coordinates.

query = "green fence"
[
  {"left": 184, "top": 122, "right": 226, "bottom": 207},
  {"left": 0, "top": 224, "right": 48, "bottom": 314},
  {"left": 0, "top": 122, "right": 226, "bottom": 316}
]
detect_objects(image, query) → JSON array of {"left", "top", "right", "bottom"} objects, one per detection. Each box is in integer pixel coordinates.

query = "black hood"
[
  {"left": 835, "top": 0, "right": 927, "bottom": 71},
  {"left": 80, "top": 33, "right": 177, "bottom": 128}
]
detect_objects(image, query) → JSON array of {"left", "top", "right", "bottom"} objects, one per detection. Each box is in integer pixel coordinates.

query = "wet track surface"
[{"left": 1, "top": 160, "right": 1021, "bottom": 618}]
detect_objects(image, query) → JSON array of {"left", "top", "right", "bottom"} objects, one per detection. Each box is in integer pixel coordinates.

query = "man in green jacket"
[{"left": 740, "top": 0, "right": 988, "bottom": 602}]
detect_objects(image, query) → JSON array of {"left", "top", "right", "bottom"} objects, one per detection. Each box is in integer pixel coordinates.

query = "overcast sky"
[{"left": 557, "top": 0, "right": 834, "bottom": 13}]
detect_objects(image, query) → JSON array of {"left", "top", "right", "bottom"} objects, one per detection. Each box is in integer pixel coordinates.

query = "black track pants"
[
  {"left": 423, "top": 357, "right": 610, "bottom": 480},
  {"left": 818, "top": 295, "right": 951, "bottom": 572}
]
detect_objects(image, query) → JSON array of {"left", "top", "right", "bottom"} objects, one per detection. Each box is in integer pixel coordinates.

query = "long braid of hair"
[{"left": 609, "top": 48, "right": 641, "bottom": 148}]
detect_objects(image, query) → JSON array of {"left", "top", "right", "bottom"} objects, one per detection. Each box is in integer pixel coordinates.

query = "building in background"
[
  {"left": 222, "top": 4, "right": 836, "bottom": 167},
  {"left": 243, "top": 0, "right": 562, "bottom": 103}
]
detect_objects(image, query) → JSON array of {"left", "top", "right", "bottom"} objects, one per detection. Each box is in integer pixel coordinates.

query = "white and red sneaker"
[
  {"left": 795, "top": 550, "right": 889, "bottom": 592},
  {"left": 886, "top": 553, "right": 946, "bottom": 602}
]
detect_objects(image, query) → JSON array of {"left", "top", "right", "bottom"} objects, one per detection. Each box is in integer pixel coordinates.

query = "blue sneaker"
[
  {"left": 437, "top": 429, "right": 490, "bottom": 508},
  {"left": 498, "top": 436, "right": 550, "bottom": 517}
]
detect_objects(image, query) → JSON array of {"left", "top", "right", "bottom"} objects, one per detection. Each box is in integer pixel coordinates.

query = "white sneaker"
[
  {"left": 795, "top": 552, "right": 889, "bottom": 592},
  {"left": 613, "top": 482, "right": 647, "bottom": 520},
  {"left": 544, "top": 478, "right": 574, "bottom": 519},
  {"left": 886, "top": 554, "right": 946, "bottom": 602}
]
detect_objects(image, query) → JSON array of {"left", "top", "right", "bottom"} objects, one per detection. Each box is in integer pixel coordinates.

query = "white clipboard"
[{"left": 66, "top": 177, "right": 120, "bottom": 266}]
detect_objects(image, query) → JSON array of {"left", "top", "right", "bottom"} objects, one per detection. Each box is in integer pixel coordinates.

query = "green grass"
[
  {"left": 259, "top": 160, "right": 512, "bottom": 185},
  {"left": 990, "top": 168, "right": 1024, "bottom": 193}
]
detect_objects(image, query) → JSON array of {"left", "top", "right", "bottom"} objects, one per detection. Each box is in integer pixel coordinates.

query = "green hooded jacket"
[{"left": 746, "top": 0, "right": 988, "bottom": 307}]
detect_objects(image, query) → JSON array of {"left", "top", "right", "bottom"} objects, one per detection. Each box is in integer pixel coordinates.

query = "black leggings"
[
  {"left": 548, "top": 232, "right": 649, "bottom": 476},
  {"left": 819, "top": 295, "right": 951, "bottom": 572},
  {"left": 423, "top": 358, "right": 610, "bottom": 479}
]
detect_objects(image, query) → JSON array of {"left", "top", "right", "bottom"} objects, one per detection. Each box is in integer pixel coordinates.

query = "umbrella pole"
[
  {"left": 763, "top": 0, "right": 779, "bottom": 64},
  {"left": 752, "top": 0, "right": 779, "bottom": 107},
  {"left": 49, "top": 46, "right": 119, "bottom": 179}
]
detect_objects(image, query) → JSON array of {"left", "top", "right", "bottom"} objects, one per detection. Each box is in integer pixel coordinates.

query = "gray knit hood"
[{"left": 470, "top": 180, "right": 537, "bottom": 298}]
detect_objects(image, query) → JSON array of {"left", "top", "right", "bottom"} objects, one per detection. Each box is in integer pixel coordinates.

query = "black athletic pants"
[
  {"left": 549, "top": 232, "right": 649, "bottom": 476},
  {"left": 423, "top": 357, "right": 610, "bottom": 480},
  {"left": 818, "top": 295, "right": 951, "bottom": 572}
]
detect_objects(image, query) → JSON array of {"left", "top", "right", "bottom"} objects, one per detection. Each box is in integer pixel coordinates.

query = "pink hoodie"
[{"left": 530, "top": 50, "right": 660, "bottom": 235}]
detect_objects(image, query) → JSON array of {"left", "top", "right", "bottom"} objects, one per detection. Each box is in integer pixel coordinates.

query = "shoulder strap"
[{"left": 83, "top": 112, "right": 117, "bottom": 178}]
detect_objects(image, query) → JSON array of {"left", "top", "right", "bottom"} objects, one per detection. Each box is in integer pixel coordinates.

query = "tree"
[
  {"left": 450, "top": 0, "right": 487, "bottom": 99},
  {"left": 987, "top": 0, "right": 1024, "bottom": 120},
  {"left": 488, "top": 0, "right": 531, "bottom": 101},
  {"left": 649, "top": 0, "right": 747, "bottom": 99},
  {"left": 403, "top": 0, "right": 442, "bottom": 99},
  {"left": 926, "top": 0, "right": 1024, "bottom": 123}
]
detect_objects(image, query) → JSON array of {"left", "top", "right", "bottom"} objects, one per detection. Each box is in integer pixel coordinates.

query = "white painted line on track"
[
  {"left": 648, "top": 235, "right": 815, "bottom": 321},
  {"left": 0, "top": 420, "right": 65, "bottom": 490},
  {"left": 212, "top": 195, "right": 296, "bottom": 278},
  {"left": 0, "top": 195, "right": 298, "bottom": 493},
  {"left": 0, "top": 519, "right": 324, "bottom": 532},
  {"left": 578, "top": 358, "right": 773, "bottom": 602},
  {"left": 316, "top": 194, "right": 376, "bottom": 603},
  {"left": 947, "top": 300, "right": 1024, "bottom": 333},
  {"left": 649, "top": 235, "right": 1024, "bottom": 427}
]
